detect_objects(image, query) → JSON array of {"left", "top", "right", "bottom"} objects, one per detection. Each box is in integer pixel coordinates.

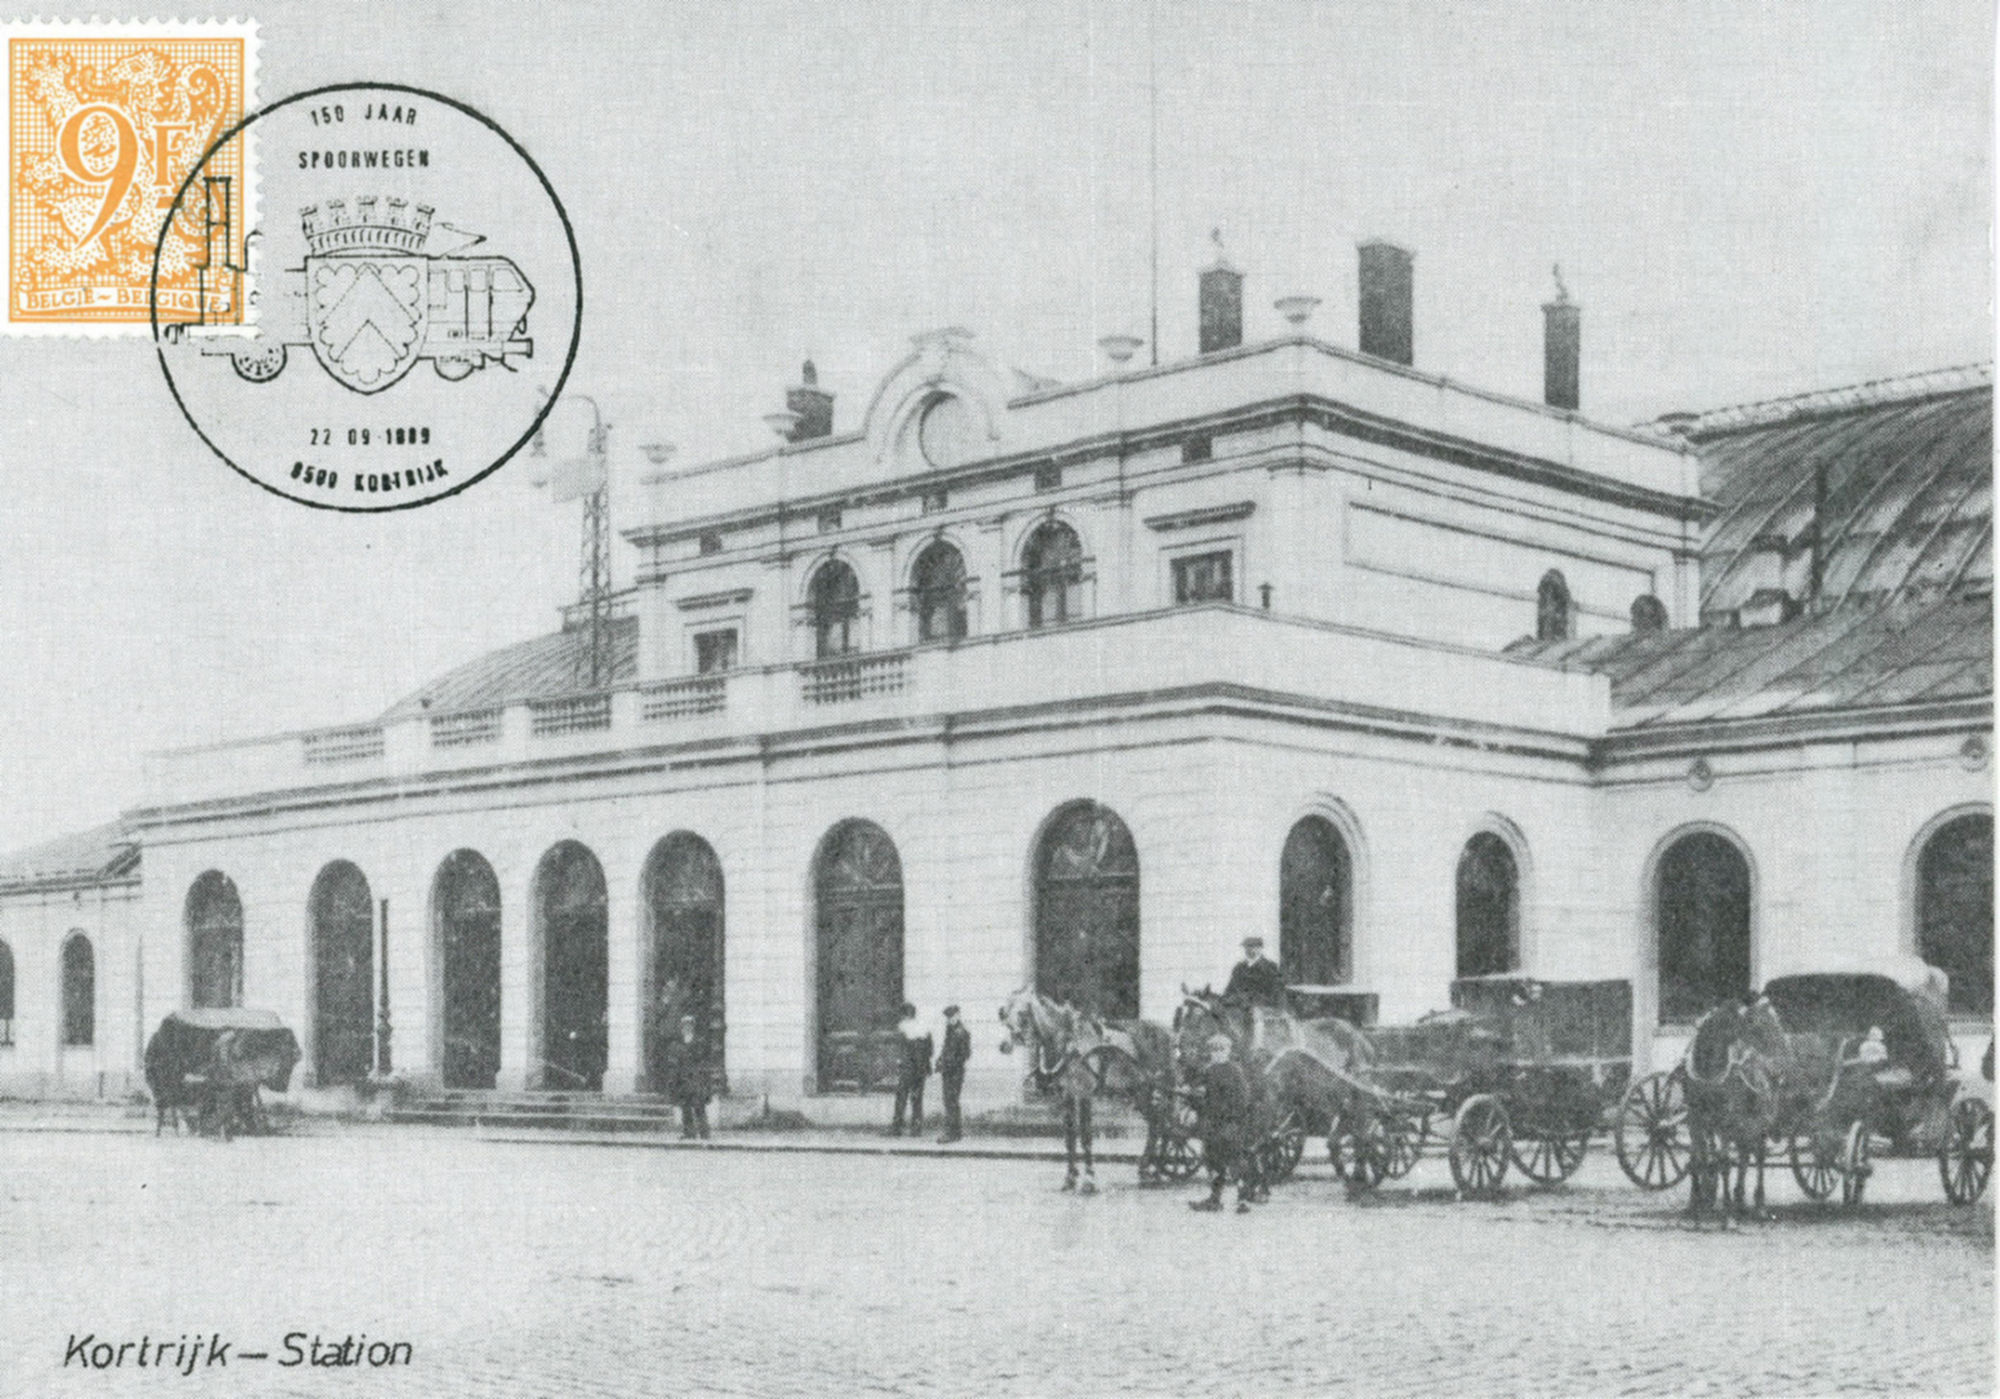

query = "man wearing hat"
[
  {"left": 935, "top": 1004, "right": 972, "bottom": 1143},
  {"left": 890, "top": 1002, "right": 933, "bottom": 1136},
  {"left": 1224, "top": 935, "right": 1286, "bottom": 1009},
  {"left": 1189, "top": 1032, "right": 1263, "bottom": 1213},
  {"left": 661, "top": 1013, "right": 713, "bottom": 1140}
]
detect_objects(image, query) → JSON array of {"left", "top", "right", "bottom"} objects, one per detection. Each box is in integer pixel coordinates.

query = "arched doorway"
[
  {"left": 814, "top": 820, "right": 904, "bottom": 1091},
  {"left": 535, "top": 842, "right": 608, "bottom": 1091},
  {"left": 644, "top": 833, "right": 725, "bottom": 1093},
  {"left": 809, "top": 560, "right": 862, "bottom": 658},
  {"left": 185, "top": 871, "right": 244, "bottom": 1008},
  {"left": 1916, "top": 812, "right": 1993, "bottom": 1015},
  {"left": 912, "top": 540, "right": 969, "bottom": 642},
  {"left": 1456, "top": 832, "right": 1520, "bottom": 978},
  {"left": 60, "top": 933, "right": 94, "bottom": 1047},
  {"left": 1022, "top": 520, "right": 1085, "bottom": 628},
  {"left": 1655, "top": 831, "right": 1752, "bottom": 1023},
  {"left": 308, "top": 862, "right": 374, "bottom": 1085},
  {"left": 433, "top": 850, "right": 502, "bottom": 1090},
  {"left": 1034, "top": 802, "right": 1140, "bottom": 1019},
  {"left": 1281, "top": 816, "right": 1352, "bottom": 985}
]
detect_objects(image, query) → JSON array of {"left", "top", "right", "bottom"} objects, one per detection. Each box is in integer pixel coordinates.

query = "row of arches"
[
  {"left": 177, "top": 805, "right": 1992, "bottom": 1092},
  {"left": 0, "top": 933, "right": 95, "bottom": 1048},
  {"left": 808, "top": 520, "right": 1088, "bottom": 657}
]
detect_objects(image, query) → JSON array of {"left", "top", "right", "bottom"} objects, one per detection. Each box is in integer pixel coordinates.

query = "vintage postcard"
[{"left": 0, "top": 3, "right": 1990, "bottom": 1396}]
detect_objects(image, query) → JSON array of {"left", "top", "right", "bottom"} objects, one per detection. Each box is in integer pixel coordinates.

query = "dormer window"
[{"left": 1536, "top": 570, "right": 1572, "bottom": 641}]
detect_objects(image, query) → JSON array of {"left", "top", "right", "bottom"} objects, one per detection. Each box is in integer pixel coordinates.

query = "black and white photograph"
[{"left": 0, "top": 3, "right": 1991, "bottom": 1395}]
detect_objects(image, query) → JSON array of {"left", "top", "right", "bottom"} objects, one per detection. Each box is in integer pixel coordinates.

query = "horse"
[
  {"left": 1682, "top": 998, "right": 1844, "bottom": 1217},
  {"left": 997, "top": 990, "right": 1176, "bottom": 1193}
]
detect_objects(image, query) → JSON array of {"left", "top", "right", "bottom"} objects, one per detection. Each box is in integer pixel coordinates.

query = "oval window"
[{"left": 917, "top": 395, "right": 980, "bottom": 469}]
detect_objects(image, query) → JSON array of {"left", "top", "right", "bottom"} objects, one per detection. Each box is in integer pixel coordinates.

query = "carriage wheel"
[
  {"left": 1383, "top": 1110, "right": 1424, "bottom": 1180},
  {"left": 1511, "top": 1131, "right": 1590, "bottom": 1185},
  {"left": 1939, "top": 1098, "right": 1994, "bottom": 1205},
  {"left": 1329, "top": 1113, "right": 1390, "bottom": 1188},
  {"left": 1447, "top": 1094, "right": 1511, "bottom": 1198},
  {"left": 1839, "top": 1119, "right": 1872, "bottom": 1209},
  {"left": 230, "top": 344, "right": 287, "bottom": 382},
  {"left": 1615, "top": 1071, "right": 1692, "bottom": 1191},
  {"left": 1789, "top": 1130, "right": 1841, "bottom": 1202},
  {"left": 1156, "top": 1131, "right": 1204, "bottom": 1182},
  {"left": 1263, "top": 1108, "right": 1307, "bottom": 1183}
]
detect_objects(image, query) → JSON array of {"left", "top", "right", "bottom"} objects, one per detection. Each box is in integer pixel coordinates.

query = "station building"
[{"left": 1, "top": 250, "right": 1990, "bottom": 1106}]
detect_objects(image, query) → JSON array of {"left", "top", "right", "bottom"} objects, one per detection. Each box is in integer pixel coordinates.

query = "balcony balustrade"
[{"left": 139, "top": 605, "right": 1610, "bottom": 809}]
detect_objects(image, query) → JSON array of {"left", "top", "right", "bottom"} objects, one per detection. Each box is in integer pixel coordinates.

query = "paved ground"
[{"left": 0, "top": 1123, "right": 1990, "bottom": 1398}]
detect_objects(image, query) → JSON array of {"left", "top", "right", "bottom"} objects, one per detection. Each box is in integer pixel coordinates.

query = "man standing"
[
  {"left": 662, "top": 1014, "right": 712, "bottom": 1140},
  {"left": 891, "top": 1002, "right": 933, "bottom": 1137},
  {"left": 935, "top": 1005, "right": 971, "bottom": 1143},
  {"left": 1189, "top": 1033, "right": 1262, "bottom": 1213},
  {"left": 1223, "top": 936, "right": 1286, "bottom": 1008}
]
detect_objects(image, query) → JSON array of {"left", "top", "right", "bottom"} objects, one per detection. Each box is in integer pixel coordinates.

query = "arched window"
[
  {"left": 912, "top": 541, "right": 969, "bottom": 643},
  {"left": 645, "top": 833, "right": 726, "bottom": 1092},
  {"left": 1456, "top": 833, "right": 1520, "bottom": 978},
  {"left": 1281, "top": 816, "right": 1352, "bottom": 985},
  {"left": 810, "top": 560, "right": 862, "bottom": 658},
  {"left": 0, "top": 940, "right": 12, "bottom": 1044},
  {"left": 1536, "top": 570, "right": 1572, "bottom": 642},
  {"left": 1035, "top": 802, "right": 1141, "bottom": 1019},
  {"left": 1656, "top": 831, "right": 1752, "bottom": 1023},
  {"left": 185, "top": 871, "right": 244, "bottom": 1008},
  {"left": 309, "top": 861, "right": 374, "bottom": 1085},
  {"left": 814, "top": 820, "right": 904, "bottom": 1092},
  {"left": 1023, "top": 521, "right": 1085, "bottom": 629},
  {"left": 1917, "top": 813, "right": 1993, "bottom": 1015},
  {"left": 61, "top": 934, "right": 94, "bottom": 1047},
  {"left": 1630, "top": 594, "right": 1668, "bottom": 634},
  {"left": 432, "top": 849, "right": 502, "bottom": 1090},
  {"left": 534, "top": 841, "right": 608, "bottom": 1091}
]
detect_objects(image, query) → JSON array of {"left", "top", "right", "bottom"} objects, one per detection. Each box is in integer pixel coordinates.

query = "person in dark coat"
[
  {"left": 661, "top": 1014, "right": 712, "bottom": 1140},
  {"left": 1223, "top": 936, "right": 1286, "bottom": 1008},
  {"left": 1190, "top": 1033, "right": 1263, "bottom": 1212},
  {"left": 891, "top": 1003, "right": 933, "bottom": 1136},
  {"left": 935, "top": 1005, "right": 971, "bottom": 1143}
]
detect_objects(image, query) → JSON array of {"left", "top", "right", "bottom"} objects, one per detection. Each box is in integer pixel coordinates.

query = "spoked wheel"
[
  {"left": 1789, "top": 1129, "right": 1841, "bottom": 1202},
  {"left": 1156, "top": 1094, "right": 1204, "bottom": 1182},
  {"left": 1447, "top": 1094, "right": 1511, "bottom": 1198},
  {"left": 1511, "top": 1131, "right": 1590, "bottom": 1186},
  {"left": 1940, "top": 1098, "right": 1994, "bottom": 1205},
  {"left": 1615, "top": 1071, "right": 1692, "bottom": 1191},
  {"left": 1839, "top": 1119, "right": 1872, "bottom": 1210},
  {"left": 1382, "top": 1109, "right": 1425, "bottom": 1180},
  {"left": 1264, "top": 1111, "right": 1312, "bottom": 1183},
  {"left": 1329, "top": 1112, "right": 1390, "bottom": 1189},
  {"left": 230, "top": 344, "right": 287, "bottom": 382}
]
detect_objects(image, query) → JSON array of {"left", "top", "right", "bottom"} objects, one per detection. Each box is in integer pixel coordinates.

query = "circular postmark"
[{"left": 152, "top": 83, "right": 581, "bottom": 511}]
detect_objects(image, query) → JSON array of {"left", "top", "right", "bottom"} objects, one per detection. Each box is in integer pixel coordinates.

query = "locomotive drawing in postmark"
[
  {"left": 4, "top": 20, "right": 256, "bottom": 332},
  {"left": 153, "top": 82, "right": 581, "bottom": 511}
]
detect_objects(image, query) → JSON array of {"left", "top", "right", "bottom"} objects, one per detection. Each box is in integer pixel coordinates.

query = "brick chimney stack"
[
  {"left": 1198, "top": 229, "right": 1243, "bottom": 354},
  {"left": 1542, "top": 266, "right": 1580, "bottom": 411},
  {"left": 785, "top": 359, "right": 834, "bottom": 441},
  {"left": 1357, "top": 240, "right": 1414, "bottom": 365}
]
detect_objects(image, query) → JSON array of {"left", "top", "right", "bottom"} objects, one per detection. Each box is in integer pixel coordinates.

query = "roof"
[
  {"left": 0, "top": 821, "right": 139, "bottom": 892},
  {"left": 379, "top": 616, "right": 638, "bottom": 722},
  {"left": 1684, "top": 367, "right": 1991, "bottom": 613},
  {"left": 1507, "top": 590, "right": 1992, "bottom": 729}
]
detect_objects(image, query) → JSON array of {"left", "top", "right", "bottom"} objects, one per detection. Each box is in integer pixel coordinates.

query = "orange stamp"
[{"left": 4, "top": 20, "right": 256, "bottom": 332}]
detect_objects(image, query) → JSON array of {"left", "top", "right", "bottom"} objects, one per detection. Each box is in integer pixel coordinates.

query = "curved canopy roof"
[{"left": 379, "top": 616, "right": 638, "bottom": 722}]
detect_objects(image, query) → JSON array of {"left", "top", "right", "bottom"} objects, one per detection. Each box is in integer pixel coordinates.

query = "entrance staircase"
[{"left": 385, "top": 1089, "right": 696, "bottom": 1132}]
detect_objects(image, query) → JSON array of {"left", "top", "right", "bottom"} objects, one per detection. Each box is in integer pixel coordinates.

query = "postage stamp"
[
  {"left": 152, "top": 82, "right": 582, "bottom": 510},
  {"left": 3, "top": 19, "right": 255, "bottom": 333}
]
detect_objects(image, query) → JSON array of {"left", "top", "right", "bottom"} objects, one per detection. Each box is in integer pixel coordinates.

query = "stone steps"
[{"left": 383, "top": 1089, "right": 1146, "bottom": 1137}]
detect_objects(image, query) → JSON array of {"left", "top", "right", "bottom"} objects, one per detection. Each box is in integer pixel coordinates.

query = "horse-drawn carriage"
[
  {"left": 1613, "top": 958, "right": 1992, "bottom": 1211},
  {"left": 143, "top": 1008, "right": 301, "bottom": 1140}
]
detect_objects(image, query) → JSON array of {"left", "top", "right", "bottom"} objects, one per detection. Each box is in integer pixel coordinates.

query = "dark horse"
[
  {"left": 1683, "top": 999, "right": 1845, "bottom": 1217},
  {"left": 998, "top": 990, "right": 1177, "bottom": 1192}
]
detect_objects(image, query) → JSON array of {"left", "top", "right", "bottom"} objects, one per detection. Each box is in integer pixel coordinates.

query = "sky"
[{"left": 0, "top": 0, "right": 1991, "bottom": 850}]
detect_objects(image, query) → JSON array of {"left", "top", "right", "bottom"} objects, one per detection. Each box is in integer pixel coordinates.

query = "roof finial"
[
  {"left": 801, "top": 358, "right": 817, "bottom": 387},
  {"left": 1551, "top": 262, "right": 1571, "bottom": 304}
]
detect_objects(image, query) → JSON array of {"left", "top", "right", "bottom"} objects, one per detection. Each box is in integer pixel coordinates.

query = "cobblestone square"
[{"left": 1, "top": 1126, "right": 1991, "bottom": 1398}]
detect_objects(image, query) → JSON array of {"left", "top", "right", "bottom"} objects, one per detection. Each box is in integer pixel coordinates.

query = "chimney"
[
  {"left": 1542, "top": 266, "right": 1580, "bottom": 411},
  {"left": 1357, "top": 240, "right": 1413, "bottom": 365},
  {"left": 785, "top": 359, "right": 834, "bottom": 441},
  {"left": 1198, "top": 229, "right": 1243, "bottom": 354}
]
